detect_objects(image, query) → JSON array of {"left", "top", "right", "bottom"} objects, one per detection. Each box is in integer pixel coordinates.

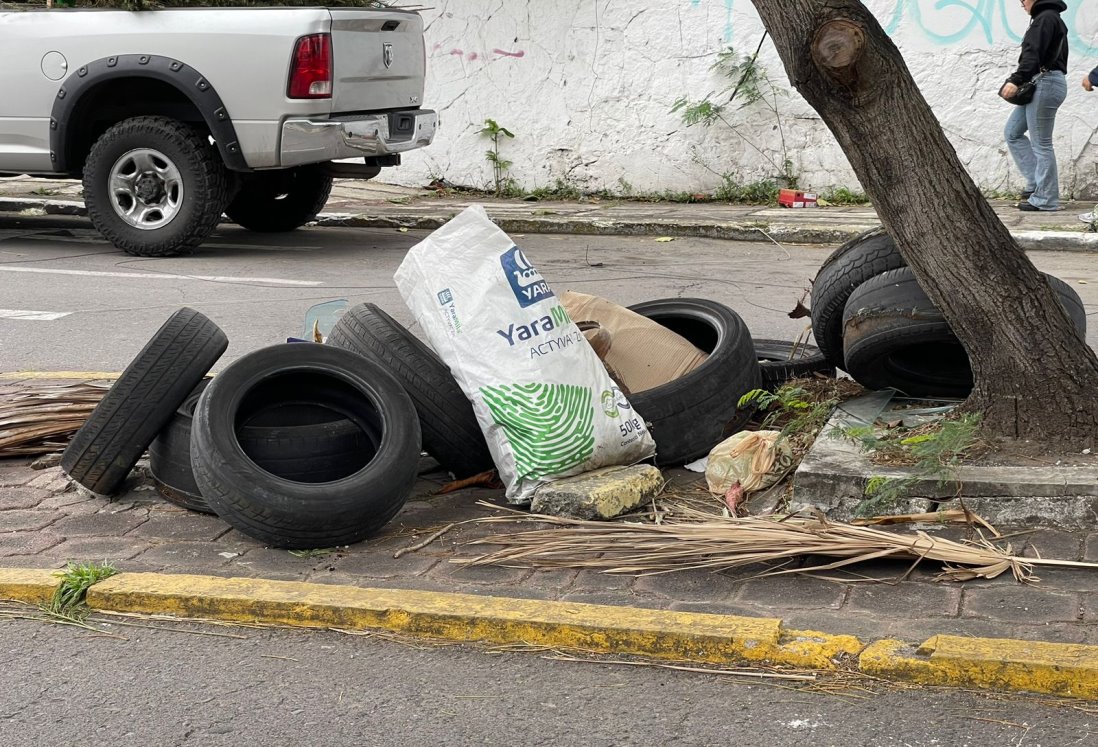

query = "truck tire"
[
  {"left": 83, "top": 116, "right": 231, "bottom": 257},
  {"left": 190, "top": 343, "right": 421, "bottom": 549},
  {"left": 326, "top": 303, "right": 495, "bottom": 479},
  {"left": 842, "top": 268, "right": 1085, "bottom": 397},
  {"left": 627, "top": 299, "right": 760, "bottom": 467},
  {"left": 226, "top": 166, "right": 333, "bottom": 232},
  {"left": 61, "top": 308, "right": 227, "bottom": 495},
  {"left": 810, "top": 227, "right": 905, "bottom": 370}
]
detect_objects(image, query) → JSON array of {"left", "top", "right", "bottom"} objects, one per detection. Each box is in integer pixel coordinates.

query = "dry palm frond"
[
  {"left": 457, "top": 507, "right": 1098, "bottom": 583},
  {"left": 0, "top": 382, "right": 107, "bottom": 456}
]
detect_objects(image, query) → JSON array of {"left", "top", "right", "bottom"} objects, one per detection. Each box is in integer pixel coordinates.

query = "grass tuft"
[{"left": 48, "top": 561, "right": 117, "bottom": 619}]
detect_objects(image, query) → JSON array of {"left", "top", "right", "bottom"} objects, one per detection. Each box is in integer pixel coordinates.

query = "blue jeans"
[{"left": 1005, "top": 71, "right": 1067, "bottom": 210}]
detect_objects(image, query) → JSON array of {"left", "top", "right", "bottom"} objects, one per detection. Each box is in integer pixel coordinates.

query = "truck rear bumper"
[{"left": 280, "top": 109, "right": 437, "bottom": 167}]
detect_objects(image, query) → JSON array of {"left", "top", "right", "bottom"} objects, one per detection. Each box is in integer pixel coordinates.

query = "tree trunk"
[{"left": 747, "top": 0, "right": 1098, "bottom": 449}]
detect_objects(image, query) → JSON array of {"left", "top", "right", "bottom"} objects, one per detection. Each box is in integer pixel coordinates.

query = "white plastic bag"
[{"left": 394, "top": 206, "right": 656, "bottom": 502}]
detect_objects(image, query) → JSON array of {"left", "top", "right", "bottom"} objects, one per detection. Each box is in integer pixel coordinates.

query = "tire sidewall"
[
  {"left": 626, "top": 299, "right": 760, "bottom": 465},
  {"left": 190, "top": 344, "right": 421, "bottom": 547}
]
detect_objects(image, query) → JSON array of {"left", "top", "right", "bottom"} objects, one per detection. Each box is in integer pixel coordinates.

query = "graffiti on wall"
[{"left": 688, "top": 1, "right": 1097, "bottom": 54}]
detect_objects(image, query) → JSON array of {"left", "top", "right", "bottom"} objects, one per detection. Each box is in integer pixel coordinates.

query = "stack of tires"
[
  {"left": 60, "top": 308, "right": 421, "bottom": 550},
  {"left": 324, "top": 299, "right": 765, "bottom": 469},
  {"left": 810, "top": 228, "right": 1087, "bottom": 397},
  {"left": 59, "top": 298, "right": 775, "bottom": 549}
]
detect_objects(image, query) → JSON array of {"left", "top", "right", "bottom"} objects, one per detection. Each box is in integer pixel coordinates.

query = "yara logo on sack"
[{"left": 500, "top": 246, "right": 554, "bottom": 308}]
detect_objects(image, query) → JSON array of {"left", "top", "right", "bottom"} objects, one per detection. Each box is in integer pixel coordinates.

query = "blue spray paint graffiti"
[
  {"left": 691, "top": 0, "right": 735, "bottom": 42},
  {"left": 879, "top": 0, "right": 1096, "bottom": 53},
  {"left": 687, "top": 1, "right": 1097, "bottom": 55}
]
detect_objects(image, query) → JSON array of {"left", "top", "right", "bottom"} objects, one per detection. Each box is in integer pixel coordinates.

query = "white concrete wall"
[{"left": 392, "top": 1, "right": 1098, "bottom": 198}]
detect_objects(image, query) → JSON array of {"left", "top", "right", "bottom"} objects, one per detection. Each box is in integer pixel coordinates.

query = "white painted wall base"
[{"left": 391, "top": 1, "right": 1098, "bottom": 199}]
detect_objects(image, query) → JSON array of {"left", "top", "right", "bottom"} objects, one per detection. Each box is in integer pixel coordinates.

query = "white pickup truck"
[{"left": 0, "top": 4, "right": 437, "bottom": 255}]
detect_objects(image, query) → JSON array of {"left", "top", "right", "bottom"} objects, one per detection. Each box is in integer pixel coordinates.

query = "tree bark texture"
[{"left": 747, "top": 0, "right": 1098, "bottom": 447}]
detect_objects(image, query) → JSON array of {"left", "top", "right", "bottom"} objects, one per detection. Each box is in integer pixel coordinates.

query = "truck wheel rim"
[{"left": 108, "top": 148, "right": 184, "bottom": 230}]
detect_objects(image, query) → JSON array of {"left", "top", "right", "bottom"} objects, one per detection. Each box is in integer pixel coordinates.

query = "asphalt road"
[
  {"left": 0, "top": 215, "right": 830, "bottom": 372},
  {"left": 2, "top": 214, "right": 1095, "bottom": 373},
  {"left": 0, "top": 613, "right": 1093, "bottom": 747}
]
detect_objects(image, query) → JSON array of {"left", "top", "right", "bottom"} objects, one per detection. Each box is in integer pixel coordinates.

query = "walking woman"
[{"left": 1002, "top": 0, "right": 1068, "bottom": 212}]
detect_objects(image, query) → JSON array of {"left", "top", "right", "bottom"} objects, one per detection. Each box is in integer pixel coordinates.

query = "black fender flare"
[{"left": 50, "top": 54, "right": 248, "bottom": 173}]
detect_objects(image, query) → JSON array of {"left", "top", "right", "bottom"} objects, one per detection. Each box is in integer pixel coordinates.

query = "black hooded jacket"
[{"left": 1008, "top": 0, "right": 1069, "bottom": 85}]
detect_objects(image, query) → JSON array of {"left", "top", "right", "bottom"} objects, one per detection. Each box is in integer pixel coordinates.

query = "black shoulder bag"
[{"left": 1000, "top": 35, "right": 1065, "bottom": 106}]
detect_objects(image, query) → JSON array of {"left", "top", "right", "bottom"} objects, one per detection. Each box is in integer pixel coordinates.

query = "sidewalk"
[
  {"left": 2, "top": 380, "right": 1097, "bottom": 697},
  {"left": 3, "top": 175, "right": 1098, "bottom": 251}
]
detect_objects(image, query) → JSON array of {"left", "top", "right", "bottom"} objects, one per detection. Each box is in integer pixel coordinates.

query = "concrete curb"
[
  {"left": 4, "top": 567, "right": 1096, "bottom": 698},
  {"left": 0, "top": 568, "right": 60, "bottom": 606},
  {"left": 862, "top": 637, "right": 1098, "bottom": 699},
  {"left": 3, "top": 196, "right": 1096, "bottom": 250},
  {"left": 83, "top": 572, "right": 862, "bottom": 670}
]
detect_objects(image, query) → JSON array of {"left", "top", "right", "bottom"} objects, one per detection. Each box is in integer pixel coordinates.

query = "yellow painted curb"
[
  {"left": 861, "top": 636, "right": 1098, "bottom": 699},
  {"left": 86, "top": 573, "right": 862, "bottom": 669},
  {"left": 0, "top": 568, "right": 60, "bottom": 606},
  {"left": 0, "top": 371, "right": 120, "bottom": 380}
]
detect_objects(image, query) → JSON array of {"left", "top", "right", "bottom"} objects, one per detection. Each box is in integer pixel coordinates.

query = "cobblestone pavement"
[{"left": 2, "top": 453, "right": 1095, "bottom": 647}]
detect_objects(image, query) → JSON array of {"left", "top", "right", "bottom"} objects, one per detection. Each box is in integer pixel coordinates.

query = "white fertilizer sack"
[{"left": 394, "top": 205, "right": 656, "bottom": 502}]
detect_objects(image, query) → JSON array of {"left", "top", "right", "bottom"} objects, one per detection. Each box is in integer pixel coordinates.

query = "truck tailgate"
[{"left": 328, "top": 9, "right": 425, "bottom": 113}]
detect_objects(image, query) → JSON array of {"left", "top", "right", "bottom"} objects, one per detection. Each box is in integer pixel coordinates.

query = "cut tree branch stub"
[{"left": 811, "top": 19, "right": 865, "bottom": 87}]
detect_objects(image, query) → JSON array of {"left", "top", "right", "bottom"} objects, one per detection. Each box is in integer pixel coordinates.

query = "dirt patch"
[{"left": 966, "top": 437, "right": 1098, "bottom": 468}]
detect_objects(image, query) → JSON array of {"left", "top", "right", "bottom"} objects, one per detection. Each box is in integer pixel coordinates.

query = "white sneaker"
[{"left": 1080, "top": 211, "right": 1096, "bottom": 224}]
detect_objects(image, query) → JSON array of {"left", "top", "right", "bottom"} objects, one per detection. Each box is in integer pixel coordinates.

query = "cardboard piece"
[{"left": 560, "top": 291, "right": 708, "bottom": 393}]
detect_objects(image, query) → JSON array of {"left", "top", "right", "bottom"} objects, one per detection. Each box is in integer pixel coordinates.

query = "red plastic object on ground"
[{"left": 778, "top": 189, "right": 818, "bottom": 208}]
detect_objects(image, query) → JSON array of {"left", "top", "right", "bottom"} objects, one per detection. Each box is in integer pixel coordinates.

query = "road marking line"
[
  {"left": 0, "top": 308, "right": 71, "bottom": 321},
  {"left": 0, "top": 266, "right": 322, "bottom": 286}
]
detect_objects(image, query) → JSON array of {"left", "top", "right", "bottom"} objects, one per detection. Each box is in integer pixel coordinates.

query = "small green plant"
[
  {"left": 672, "top": 37, "right": 798, "bottom": 194},
  {"left": 479, "top": 118, "right": 515, "bottom": 196},
  {"left": 859, "top": 476, "right": 919, "bottom": 516},
  {"left": 48, "top": 561, "right": 117, "bottom": 619},
  {"left": 288, "top": 548, "right": 335, "bottom": 558},
  {"left": 739, "top": 383, "right": 839, "bottom": 443},
  {"left": 714, "top": 175, "right": 780, "bottom": 204},
  {"left": 30, "top": 187, "right": 59, "bottom": 197},
  {"left": 820, "top": 186, "right": 869, "bottom": 205},
  {"left": 834, "top": 413, "right": 983, "bottom": 517},
  {"left": 529, "top": 178, "right": 583, "bottom": 201}
]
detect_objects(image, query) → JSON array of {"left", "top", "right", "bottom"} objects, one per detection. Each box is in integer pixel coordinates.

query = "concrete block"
[
  {"left": 530, "top": 465, "right": 664, "bottom": 520},
  {"left": 793, "top": 407, "right": 1098, "bottom": 528}
]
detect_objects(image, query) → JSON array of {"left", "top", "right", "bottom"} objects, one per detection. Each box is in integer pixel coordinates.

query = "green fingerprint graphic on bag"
[{"left": 480, "top": 383, "right": 595, "bottom": 479}]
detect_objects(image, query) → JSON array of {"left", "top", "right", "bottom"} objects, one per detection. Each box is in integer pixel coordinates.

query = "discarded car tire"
[
  {"left": 753, "top": 339, "right": 835, "bottom": 390},
  {"left": 225, "top": 165, "right": 333, "bottom": 233},
  {"left": 148, "top": 380, "right": 213, "bottom": 513},
  {"left": 150, "top": 383, "right": 380, "bottom": 514},
  {"left": 237, "top": 405, "right": 380, "bottom": 484},
  {"left": 810, "top": 226, "right": 905, "bottom": 370},
  {"left": 842, "top": 268, "right": 1086, "bottom": 397},
  {"left": 326, "top": 303, "right": 494, "bottom": 478},
  {"left": 190, "top": 343, "right": 421, "bottom": 549},
  {"left": 627, "top": 299, "right": 761, "bottom": 467},
  {"left": 61, "top": 308, "right": 227, "bottom": 495}
]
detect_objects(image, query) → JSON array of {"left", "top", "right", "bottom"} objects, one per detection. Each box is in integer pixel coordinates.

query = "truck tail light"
[{"left": 288, "top": 33, "right": 332, "bottom": 99}]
